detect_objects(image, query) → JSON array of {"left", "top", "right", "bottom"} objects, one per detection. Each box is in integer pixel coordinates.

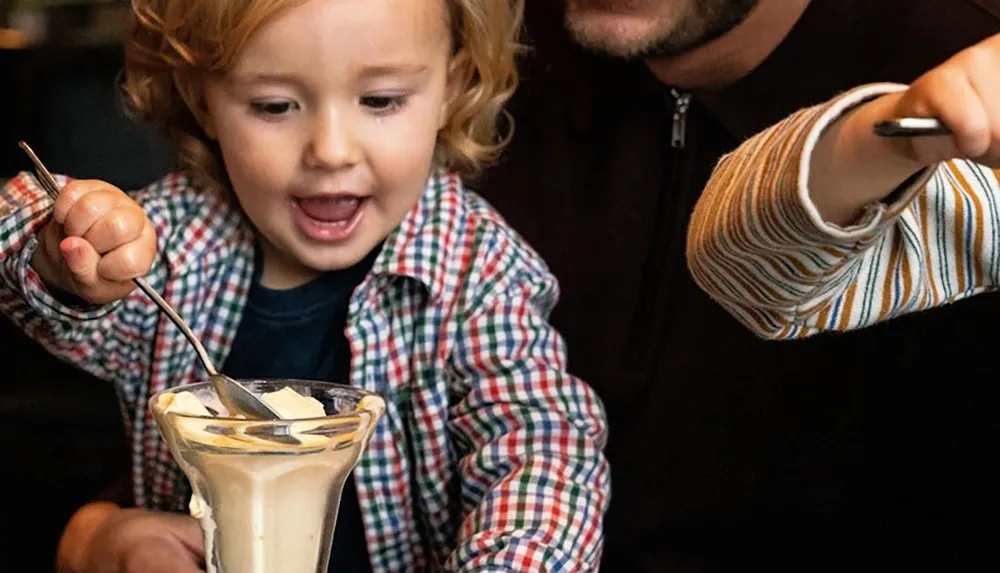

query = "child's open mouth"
[{"left": 291, "top": 195, "right": 366, "bottom": 242}]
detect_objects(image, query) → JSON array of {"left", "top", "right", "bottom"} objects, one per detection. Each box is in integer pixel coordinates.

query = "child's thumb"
[{"left": 59, "top": 237, "right": 101, "bottom": 287}]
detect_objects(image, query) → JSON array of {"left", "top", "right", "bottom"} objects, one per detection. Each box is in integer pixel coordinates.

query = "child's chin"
[{"left": 298, "top": 245, "right": 374, "bottom": 273}]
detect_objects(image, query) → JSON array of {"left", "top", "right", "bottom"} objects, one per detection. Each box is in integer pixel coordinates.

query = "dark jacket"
[{"left": 476, "top": 1, "right": 1000, "bottom": 570}]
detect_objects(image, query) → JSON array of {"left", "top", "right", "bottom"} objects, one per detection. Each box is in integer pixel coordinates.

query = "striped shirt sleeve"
[{"left": 686, "top": 82, "right": 1000, "bottom": 340}]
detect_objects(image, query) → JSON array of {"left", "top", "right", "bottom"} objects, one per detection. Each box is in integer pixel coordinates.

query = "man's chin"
[
  {"left": 564, "top": 10, "right": 670, "bottom": 59},
  {"left": 563, "top": 0, "right": 760, "bottom": 59}
]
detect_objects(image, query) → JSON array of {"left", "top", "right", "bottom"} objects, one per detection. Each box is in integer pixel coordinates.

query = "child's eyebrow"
[
  {"left": 230, "top": 72, "right": 302, "bottom": 86},
  {"left": 356, "top": 64, "right": 428, "bottom": 78},
  {"left": 229, "top": 64, "right": 429, "bottom": 87}
]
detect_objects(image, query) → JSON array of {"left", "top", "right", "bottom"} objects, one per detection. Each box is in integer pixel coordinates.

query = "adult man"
[{"left": 476, "top": 0, "right": 1000, "bottom": 570}]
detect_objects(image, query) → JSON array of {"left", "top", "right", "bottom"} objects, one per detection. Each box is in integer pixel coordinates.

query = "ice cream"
[
  {"left": 259, "top": 386, "right": 326, "bottom": 418},
  {"left": 152, "top": 383, "right": 384, "bottom": 573}
]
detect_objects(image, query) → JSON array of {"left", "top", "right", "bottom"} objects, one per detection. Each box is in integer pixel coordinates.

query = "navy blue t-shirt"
[{"left": 222, "top": 245, "right": 380, "bottom": 573}]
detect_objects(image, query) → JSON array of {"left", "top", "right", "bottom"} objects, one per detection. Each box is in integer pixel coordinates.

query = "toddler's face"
[{"left": 201, "top": 0, "right": 453, "bottom": 288}]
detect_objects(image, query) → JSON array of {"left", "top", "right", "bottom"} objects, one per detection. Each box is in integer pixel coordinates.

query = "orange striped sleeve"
[{"left": 686, "top": 83, "right": 1000, "bottom": 340}]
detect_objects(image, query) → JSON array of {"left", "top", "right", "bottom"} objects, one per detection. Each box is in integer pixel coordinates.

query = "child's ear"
[
  {"left": 440, "top": 51, "right": 470, "bottom": 130},
  {"left": 175, "top": 72, "right": 218, "bottom": 140}
]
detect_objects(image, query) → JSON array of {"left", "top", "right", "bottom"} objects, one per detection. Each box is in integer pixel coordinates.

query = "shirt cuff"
[
  {"left": 795, "top": 82, "right": 938, "bottom": 243},
  {"left": 2, "top": 171, "right": 116, "bottom": 321},
  {"left": 16, "top": 230, "right": 118, "bottom": 322}
]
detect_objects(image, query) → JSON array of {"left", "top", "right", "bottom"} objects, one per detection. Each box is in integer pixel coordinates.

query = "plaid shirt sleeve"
[
  {"left": 445, "top": 228, "right": 611, "bottom": 572},
  {"left": 0, "top": 172, "right": 155, "bottom": 384}
]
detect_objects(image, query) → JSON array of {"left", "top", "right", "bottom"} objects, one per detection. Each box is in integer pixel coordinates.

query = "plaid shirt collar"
[
  {"left": 193, "top": 165, "right": 452, "bottom": 300},
  {"left": 368, "top": 167, "right": 451, "bottom": 300}
]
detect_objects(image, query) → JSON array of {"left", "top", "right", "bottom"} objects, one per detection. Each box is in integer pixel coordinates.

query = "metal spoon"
[
  {"left": 18, "top": 141, "right": 283, "bottom": 421},
  {"left": 874, "top": 117, "right": 951, "bottom": 137}
]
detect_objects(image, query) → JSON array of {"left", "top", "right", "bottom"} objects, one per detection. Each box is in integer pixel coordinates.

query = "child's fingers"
[
  {"left": 52, "top": 180, "right": 108, "bottom": 226},
  {"left": 83, "top": 206, "right": 146, "bottom": 255},
  {"left": 62, "top": 189, "right": 128, "bottom": 239},
  {"left": 60, "top": 237, "right": 143, "bottom": 304},
  {"left": 95, "top": 234, "right": 154, "bottom": 282}
]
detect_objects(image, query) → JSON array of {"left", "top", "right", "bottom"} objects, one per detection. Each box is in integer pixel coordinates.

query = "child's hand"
[
  {"left": 33, "top": 180, "right": 156, "bottom": 305},
  {"left": 881, "top": 32, "right": 1000, "bottom": 167},
  {"left": 79, "top": 507, "right": 205, "bottom": 573}
]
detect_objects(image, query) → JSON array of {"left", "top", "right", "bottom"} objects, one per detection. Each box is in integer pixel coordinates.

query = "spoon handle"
[
  {"left": 131, "top": 277, "right": 220, "bottom": 376},
  {"left": 873, "top": 117, "right": 951, "bottom": 137},
  {"left": 18, "top": 141, "right": 220, "bottom": 377}
]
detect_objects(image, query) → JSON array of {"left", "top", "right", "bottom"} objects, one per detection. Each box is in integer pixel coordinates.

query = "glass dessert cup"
[{"left": 149, "top": 379, "right": 385, "bottom": 573}]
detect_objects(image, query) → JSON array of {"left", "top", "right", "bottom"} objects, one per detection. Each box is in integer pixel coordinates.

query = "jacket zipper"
[
  {"left": 670, "top": 88, "right": 691, "bottom": 149},
  {"left": 623, "top": 88, "right": 693, "bottom": 375}
]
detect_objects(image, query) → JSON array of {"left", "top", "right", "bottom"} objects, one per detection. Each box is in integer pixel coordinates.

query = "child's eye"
[
  {"left": 250, "top": 100, "right": 299, "bottom": 117},
  {"left": 360, "top": 95, "right": 407, "bottom": 115}
]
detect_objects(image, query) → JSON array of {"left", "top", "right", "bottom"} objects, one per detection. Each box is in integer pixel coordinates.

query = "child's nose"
[{"left": 304, "top": 113, "right": 361, "bottom": 170}]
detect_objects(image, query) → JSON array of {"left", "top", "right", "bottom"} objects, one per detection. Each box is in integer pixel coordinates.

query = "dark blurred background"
[{"left": 1, "top": 1, "right": 172, "bottom": 569}]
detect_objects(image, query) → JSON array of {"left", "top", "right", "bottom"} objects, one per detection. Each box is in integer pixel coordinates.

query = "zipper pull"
[{"left": 670, "top": 88, "right": 691, "bottom": 149}]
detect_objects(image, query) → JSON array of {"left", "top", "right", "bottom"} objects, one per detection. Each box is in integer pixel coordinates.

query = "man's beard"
[
  {"left": 640, "top": 0, "right": 758, "bottom": 57},
  {"left": 565, "top": 0, "right": 760, "bottom": 59}
]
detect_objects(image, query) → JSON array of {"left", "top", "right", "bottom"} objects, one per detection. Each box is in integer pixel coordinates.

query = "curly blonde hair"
[{"left": 121, "top": 0, "right": 523, "bottom": 190}]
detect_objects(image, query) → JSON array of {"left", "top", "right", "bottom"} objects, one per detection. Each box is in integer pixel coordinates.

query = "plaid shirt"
[{"left": 0, "top": 169, "right": 610, "bottom": 572}]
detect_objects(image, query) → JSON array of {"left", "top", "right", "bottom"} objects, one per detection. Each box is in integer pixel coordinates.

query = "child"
[
  {"left": 0, "top": 0, "right": 610, "bottom": 571},
  {"left": 686, "top": 32, "right": 1000, "bottom": 340}
]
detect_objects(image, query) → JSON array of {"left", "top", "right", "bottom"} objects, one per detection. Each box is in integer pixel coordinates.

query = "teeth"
[{"left": 317, "top": 197, "right": 358, "bottom": 207}]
